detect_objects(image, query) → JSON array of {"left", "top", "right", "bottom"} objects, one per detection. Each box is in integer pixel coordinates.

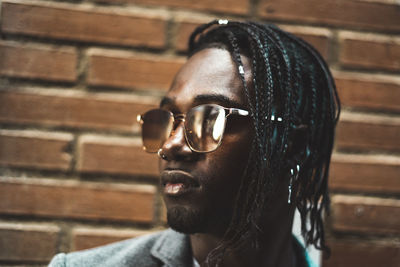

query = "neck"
[{"left": 190, "top": 217, "right": 295, "bottom": 267}]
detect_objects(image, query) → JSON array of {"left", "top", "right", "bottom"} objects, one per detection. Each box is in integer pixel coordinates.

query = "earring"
[
  {"left": 157, "top": 149, "right": 167, "bottom": 160},
  {"left": 288, "top": 164, "right": 300, "bottom": 204}
]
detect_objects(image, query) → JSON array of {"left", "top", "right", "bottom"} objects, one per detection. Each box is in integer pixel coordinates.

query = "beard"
[
  {"left": 167, "top": 206, "right": 207, "bottom": 234},
  {"left": 166, "top": 204, "right": 233, "bottom": 235}
]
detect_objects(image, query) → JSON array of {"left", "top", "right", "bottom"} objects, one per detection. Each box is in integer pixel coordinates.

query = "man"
[{"left": 49, "top": 20, "right": 340, "bottom": 267}]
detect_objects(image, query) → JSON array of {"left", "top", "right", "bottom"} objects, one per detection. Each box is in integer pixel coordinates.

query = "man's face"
[{"left": 159, "top": 48, "right": 254, "bottom": 236}]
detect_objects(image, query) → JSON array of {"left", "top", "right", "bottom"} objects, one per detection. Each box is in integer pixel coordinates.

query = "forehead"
[{"left": 164, "top": 48, "right": 250, "bottom": 110}]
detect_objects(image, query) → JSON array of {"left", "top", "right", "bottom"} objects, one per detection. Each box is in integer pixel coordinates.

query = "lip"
[{"left": 160, "top": 169, "right": 200, "bottom": 196}]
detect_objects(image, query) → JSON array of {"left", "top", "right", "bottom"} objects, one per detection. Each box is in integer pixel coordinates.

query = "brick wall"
[{"left": 0, "top": 0, "right": 399, "bottom": 266}]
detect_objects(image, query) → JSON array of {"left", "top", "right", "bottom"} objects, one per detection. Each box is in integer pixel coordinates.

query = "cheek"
[
  {"left": 204, "top": 132, "right": 253, "bottom": 190},
  {"left": 222, "top": 127, "right": 254, "bottom": 165}
]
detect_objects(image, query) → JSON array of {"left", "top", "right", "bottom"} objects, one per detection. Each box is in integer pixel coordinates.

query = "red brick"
[
  {"left": 331, "top": 195, "right": 400, "bottom": 234},
  {"left": 0, "top": 177, "right": 156, "bottom": 223},
  {"left": 101, "top": 0, "right": 249, "bottom": 15},
  {"left": 0, "top": 41, "right": 77, "bottom": 82},
  {"left": 175, "top": 21, "right": 202, "bottom": 52},
  {"left": 0, "top": 130, "right": 72, "bottom": 171},
  {"left": 323, "top": 239, "right": 400, "bottom": 267},
  {"left": 78, "top": 135, "right": 159, "bottom": 177},
  {"left": 258, "top": 0, "right": 400, "bottom": 32},
  {"left": 88, "top": 49, "right": 185, "bottom": 91},
  {"left": 161, "top": 200, "right": 167, "bottom": 223},
  {"left": 339, "top": 33, "right": 400, "bottom": 72},
  {"left": 330, "top": 154, "right": 400, "bottom": 194},
  {"left": 1, "top": 1, "right": 167, "bottom": 48},
  {"left": 335, "top": 72, "right": 400, "bottom": 112},
  {"left": 293, "top": 34, "right": 330, "bottom": 60},
  {"left": 336, "top": 113, "right": 400, "bottom": 152},
  {"left": 72, "top": 227, "right": 151, "bottom": 251},
  {"left": 0, "top": 90, "right": 158, "bottom": 132},
  {"left": 0, "top": 222, "right": 59, "bottom": 262}
]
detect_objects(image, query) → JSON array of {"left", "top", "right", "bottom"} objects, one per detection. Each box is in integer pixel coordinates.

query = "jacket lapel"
[{"left": 151, "top": 229, "right": 193, "bottom": 267}]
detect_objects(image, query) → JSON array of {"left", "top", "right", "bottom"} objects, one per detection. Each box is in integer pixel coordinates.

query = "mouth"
[{"left": 160, "top": 169, "right": 200, "bottom": 196}]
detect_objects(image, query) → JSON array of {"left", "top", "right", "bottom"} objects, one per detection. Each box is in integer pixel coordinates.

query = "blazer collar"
[{"left": 151, "top": 228, "right": 193, "bottom": 267}]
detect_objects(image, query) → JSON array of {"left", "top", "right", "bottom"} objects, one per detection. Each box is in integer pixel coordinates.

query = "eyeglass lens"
[
  {"left": 141, "top": 109, "right": 174, "bottom": 153},
  {"left": 141, "top": 105, "right": 227, "bottom": 153},
  {"left": 185, "top": 105, "right": 226, "bottom": 152}
]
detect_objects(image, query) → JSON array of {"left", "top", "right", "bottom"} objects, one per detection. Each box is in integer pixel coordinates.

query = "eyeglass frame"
[{"left": 137, "top": 103, "right": 284, "bottom": 153}]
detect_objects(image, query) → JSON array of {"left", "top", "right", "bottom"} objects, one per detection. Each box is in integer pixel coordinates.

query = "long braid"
[
  {"left": 225, "top": 29, "right": 265, "bottom": 248},
  {"left": 204, "top": 29, "right": 264, "bottom": 264}
]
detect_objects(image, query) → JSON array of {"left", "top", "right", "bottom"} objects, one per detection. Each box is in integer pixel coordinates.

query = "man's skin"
[{"left": 158, "top": 48, "right": 298, "bottom": 267}]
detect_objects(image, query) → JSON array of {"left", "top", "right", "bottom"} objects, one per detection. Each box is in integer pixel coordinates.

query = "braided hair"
[{"left": 187, "top": 20, "right": 340, "bottom": 265}]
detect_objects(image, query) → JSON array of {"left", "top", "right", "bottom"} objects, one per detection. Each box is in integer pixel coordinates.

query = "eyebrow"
[
  {"left": 159, "top": 97, "right": 171, "bottom": 108},
  {"left": 160, "top": 94, "right": 245, "bottom": 110}
]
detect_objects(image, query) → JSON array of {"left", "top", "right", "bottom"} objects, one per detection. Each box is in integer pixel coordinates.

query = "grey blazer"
[
  {"left": 48, "top": 229, "right": 194, "bottom": 267},
  {"left": 48, "top": 228, "right": 315, "bottom": 267}
]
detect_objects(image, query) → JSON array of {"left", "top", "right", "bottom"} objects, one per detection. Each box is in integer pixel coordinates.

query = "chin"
[
  {"left": 167, "top": 206, "right": 207, "bottom": 234},
  {"left": 166, "top": 205, "right": 233, "bottom": 236}
]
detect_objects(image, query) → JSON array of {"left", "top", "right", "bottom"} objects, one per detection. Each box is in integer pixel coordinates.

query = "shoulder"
[{"left": 48, "top": 229, "right": 189, "bottom": 267}]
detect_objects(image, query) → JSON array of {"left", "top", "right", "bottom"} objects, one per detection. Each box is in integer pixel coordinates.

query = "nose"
[{"left": 160, "top": 121, "right": 195, "bottom": 161}]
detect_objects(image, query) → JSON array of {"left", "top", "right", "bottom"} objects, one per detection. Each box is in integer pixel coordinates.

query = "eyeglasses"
[{"left": 137, "top": 104, "right": 250, "bottom": 153}]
